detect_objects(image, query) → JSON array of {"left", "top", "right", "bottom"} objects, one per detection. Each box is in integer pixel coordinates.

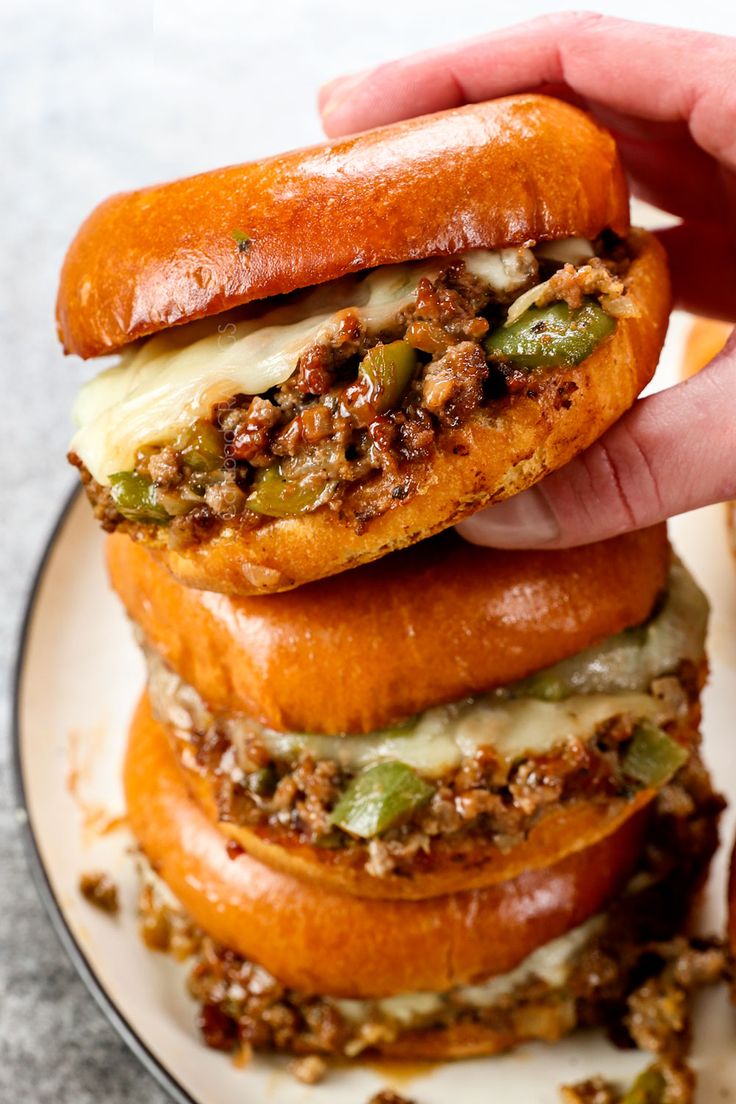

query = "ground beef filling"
[
  {"left": 148, "top": 654, "right": 702, "bottom": 879},
  {"left": 136, "top": 756, "right": 726, "bottom": 1063},
  {"left": 73, "top": 243, "right": 631, "bottom": 546}
]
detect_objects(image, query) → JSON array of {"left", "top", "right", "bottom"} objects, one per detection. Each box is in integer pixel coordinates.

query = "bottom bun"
[{"left": 125, "top": 693, "right": 646, "bottom": 999}]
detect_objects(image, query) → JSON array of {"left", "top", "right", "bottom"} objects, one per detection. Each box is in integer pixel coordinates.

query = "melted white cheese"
[
  {"left": 516, "top": 558, "right": 709, "bottom": 698},
  {"left": 146, "top": 561, "right": 706, "bottom": 781},
  {"left": 71, "top": 246, "right": 536, "bottom": 484},
  {"left": 536, "top": 237, "right": 594, "bottom": 265},
  {"left": 333, "top": 914, "right": 601, "bottom": 1025},
  {"left": 251, "top": 691, "right": 660, "bottom": 778}
]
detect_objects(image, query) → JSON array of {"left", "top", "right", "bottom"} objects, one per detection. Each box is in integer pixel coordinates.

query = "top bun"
[{"left": 57, "top": 95, "right": 628, "bottom": 358}]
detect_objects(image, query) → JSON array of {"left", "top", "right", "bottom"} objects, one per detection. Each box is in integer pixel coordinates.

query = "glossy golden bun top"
[{"left": 57, "top": 95, "right": 628, "bottom": 359}]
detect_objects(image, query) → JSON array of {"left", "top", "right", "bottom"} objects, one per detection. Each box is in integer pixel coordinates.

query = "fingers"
[
  {"left": 598, "top": 115, "right": 724, "bottom": 225},
  {"left": 320, "top": 14, "right": 736, "bottom": 175},
  {"left": 457, "top": 332, "right": 736, "bottom": 550},
  {"left": 657, "top": 223, "right": 736, "bottom": 321}
]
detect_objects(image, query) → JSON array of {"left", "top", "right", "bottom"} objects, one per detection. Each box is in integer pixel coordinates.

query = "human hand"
[{"left": 319, "top": 14, "right": 736, "bottom": 549}]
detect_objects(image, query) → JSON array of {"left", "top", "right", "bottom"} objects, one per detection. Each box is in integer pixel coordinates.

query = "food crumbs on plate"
[
  {"left": 560, "top": 1058, "right": 697, "bottom": 1104},
  {"left": 79, "top": 871, "right": 119, "bottom": 914},
  {"left": 560, "top": 1077, "right": 618, "bottom": 1104},
  {"left": 288, "top": 1056, "right": 327, "bottom": 1084},
  {"left": 137, "top": 881, "right": 201, "bottom": 959},
  {"left": 231, "top": 1042, "right": 253, "bottom": 1070},
  {"left": 367, "top": 1092, "right": 416, "bottom": 1104}
]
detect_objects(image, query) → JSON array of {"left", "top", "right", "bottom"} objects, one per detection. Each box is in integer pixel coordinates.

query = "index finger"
[{"left": 319, "top": 13, "right": 736, "bottom": 171}]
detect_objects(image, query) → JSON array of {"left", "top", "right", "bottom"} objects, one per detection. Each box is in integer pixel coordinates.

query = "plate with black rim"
[{"left": 13, "top": 322, "right": 736, "bottom": 1103}]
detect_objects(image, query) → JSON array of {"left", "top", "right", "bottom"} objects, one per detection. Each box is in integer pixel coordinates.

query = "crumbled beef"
[
  {"left": 625, "top": 941, "right": 727, "bottom": 1055},
  {"left": 294, "top": 345, "right": 337, "bottom": 397},
  {"left": 78, "top": 242, "right": 631, "bottom": 546},
  {"left": 147, "top": 446, "right": 182, "bottom": 487},
  {"left": 367, "top": 1093, "right": 416, "bottom": 1104},
  {"left": 198, "top": 1002, "right": 239, "bottom": 1051},
  {"left": 560, "top": 1076, "right": 618, "bottom": 1104},
  {"left": 293, "top": 310, "right": 363, "bottom": 397},
  {"left": 560, "top": 1061, "right": 696, "bottom": 1104},
  {"left": 137, "top": 880, "right": 201, "bottom": 960},
  {"left": 536, "top": 258, "right": 636, "bottom": 319},
  {"left": 147, "top": 646, "right": 704, "bottom": 880},
  {"left": 69, "top": 454, "right": 123, "bottom": 532},
  {"left": 229, "top": 396, "right": 282, "bottom": 463},
  {"left": 203, "top": 476, "right": 248, "bottom": 516},
  {"left": 421, "top": 342, "right": 488, "bottom": 423},
  {"left": 167, "top": 505, "right": 225, "bottom": 550},
  {"left": 288, "top": 1055, "right": 328, "bottom": 1084},
  {"left": 79, "top": 871, "right": 119, "bottom": 914}
]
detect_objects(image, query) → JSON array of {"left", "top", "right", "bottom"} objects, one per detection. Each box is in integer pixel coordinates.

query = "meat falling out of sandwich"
[
  {"left": 112, "top": 522, "right": 724, "bottom": 1063},
  {"left": 58, "top": 95, "right": 670, "bottom": 594}
]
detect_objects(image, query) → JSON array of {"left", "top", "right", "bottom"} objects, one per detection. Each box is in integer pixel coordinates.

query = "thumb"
[{"left": 457, "top": 332, "right": 736, "bottom": 550}]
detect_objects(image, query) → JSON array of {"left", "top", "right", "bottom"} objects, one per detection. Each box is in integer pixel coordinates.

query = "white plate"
[{"left": 13, "top": 318, "right": 736, "bottom": 1103}]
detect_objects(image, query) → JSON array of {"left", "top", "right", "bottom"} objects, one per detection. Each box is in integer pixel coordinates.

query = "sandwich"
[
  {"left": 114, "top": 527, "right": 721, "bottom": 1060},
  {"left": 61, "top": 94, "right": 670, "bottom": 596},
  {"left": 110, "top": 524, "right": 708, "bottom": 899}
]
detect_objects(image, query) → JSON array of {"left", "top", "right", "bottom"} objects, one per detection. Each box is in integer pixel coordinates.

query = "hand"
[{"left": 318, "top": 13, "right": 736, "bottom": 549}]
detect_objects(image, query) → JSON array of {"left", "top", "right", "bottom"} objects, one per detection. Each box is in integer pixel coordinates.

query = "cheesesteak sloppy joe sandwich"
[
  {"left": 109, "top": 523, "right": 710, "bottom": 900},
  {"left": 62, "top": 94, "right": 670, "bottom": 596},
  {"left": 127, "top": 697, "right": 721, "bottom": 1060}
]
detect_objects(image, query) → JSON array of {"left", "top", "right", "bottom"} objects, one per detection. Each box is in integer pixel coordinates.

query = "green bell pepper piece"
[
  {"left": 485, "top": 298, "right": 615, "bottom": 369},
  {"left": 622, "top": 720, "right": 688, "bottom": 787},
  {"left": 620, "top": 1066, "right": 666, "bottom": 1104},
  {"left": 331, "top": 761, "right": 434, "bottom": 838},
  {"left": 516, "top": 672, "right": 570, "bottom": 702},
  {"left": 109, "top": 471, "right": 169, "bottom": 523},
  {"left": 179, "top": 419, "right": 224, "bottom": 473},
  {"left": 359, "top": 340, "right": 418, "bottom": 412},
  {"left": 246, "top": 465, "right": 330, "bottom": 518}
]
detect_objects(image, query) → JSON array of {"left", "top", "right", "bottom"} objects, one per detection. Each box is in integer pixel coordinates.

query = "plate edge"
[{"left": 10, "top": 483, "right": 198, "bottom": 1104}]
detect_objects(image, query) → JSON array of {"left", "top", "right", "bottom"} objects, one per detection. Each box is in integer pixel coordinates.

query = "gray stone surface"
[{"left": 1, "top": 2, "right": 729, "bottom": 1101}]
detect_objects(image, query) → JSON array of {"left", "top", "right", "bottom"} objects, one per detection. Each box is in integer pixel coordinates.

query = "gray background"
[{"left": 1, "top": 1, "right": 732, "bottom": 1100}]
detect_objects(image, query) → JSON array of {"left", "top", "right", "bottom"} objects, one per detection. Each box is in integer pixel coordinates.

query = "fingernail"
[
  {"left": 456, "top": 486, "right": 560, "bottom": 548},
  {"left": 321, "top": 73, "right": 366, "bottom": 119}
]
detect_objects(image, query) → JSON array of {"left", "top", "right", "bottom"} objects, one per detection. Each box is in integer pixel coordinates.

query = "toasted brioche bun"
[
  {"left": 143, "top": 229, "right": 668, "bottom": 596},
  {"left": 60, "top": 95, "right": 667, "bottom": 594},
  {"left": 58, "top": 95, "right": 628, "bottom": 359},
  {"left": 126, "top": 693, "right": 647, "bottom": 997},
  {"left": 108, "top": 524, "right": 669, "bottom": 735}
]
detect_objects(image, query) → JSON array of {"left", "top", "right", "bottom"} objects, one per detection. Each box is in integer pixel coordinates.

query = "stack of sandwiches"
[{"left": 59, "top": 95, "right": 723, "bottom": 1070}]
